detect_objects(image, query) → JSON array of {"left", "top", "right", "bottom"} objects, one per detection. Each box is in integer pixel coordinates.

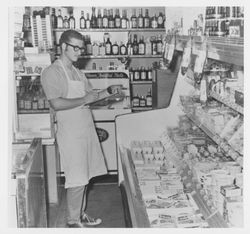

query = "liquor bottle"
[
  {"left": 108, "top": 9, "right": 115, "bottom": 28},
  {"left": 80, "top": 11, "right": 86, "bottom": 29},
  {"left": 112, "top": 41, "right": 119, "bottom": 55},
  {"left": 132, "top": 34, "right": 139, "bottom": 55},
  {"left": 86, "top": 13, "right": 91, "bottom": 29},
  {"left": 38, "top": 87, "right": 45, "bottom": 110},
  {"left": 69, "top": 13, "right": 75, "bottom": 29},
  {"left": 138, "top": 36, "right": 145, "bottom": 55},
  {"left": 138, "top": 8, "right": 144, "bottom": 28},
  {"left": 92, "top": 41, "right": 99, "bottom": 56},
  {"left": 63, "top": 15, "right": 69, "bottom": 29},
  {"left": 114, "top": 9, "right": 121, "bottom": 28},
  {"left": 156, "top": 35, "right": 163, "bottom": 54},
  {"left": 146, "top": 88, "right": 152, "bottom": 107},
  {"left": 147, "top": 66, "right": 152, "bottom": 80},
  {"left": 157, "top": 12, "right": 164, "bottom": 28},
  {"left": 103, "top": 9, "right": 109, "bottom": 28},
  {"left": 134, "top": 67, "right": 140, "bottom": 81},
  {"left": 151, "top": 14, "right": 158, "bottom": 28},
  {"left": 51, "top": 8, "right": 57, "bottom": 29},
  {"left": 139, "top": 96, "right": 146, "bottom": 107},
  {"left": 144, "top": 9, "right": 150, "bottom": 28},
  {"left": 129, "top": 67, "right": 134, "bottom": 81},
  {"left": 57, "top": 9, "right": 63, "bottom": 28},
  {"left": 151, "top": 36, "right": 157, "bottom": 55},
  {"left": 145, "top": 37, "right": 152, "bottom": 55},
  {"left": 164, "top": 35, "right": 175, "bottom": 67},
  {"left": 105, "top": 37, "right": 112, "bottom": 55},
  {"left": 97, "top": 9, "right": 103, "bottom": 28},
  {"left": 132, "top": 94, "right": 140, "bottom": 107},
  {"left": 86, "top": 35, "right": 93, "bottom": 55},
  {"left": 91, "top": 7, "right": 97, "bottom": 28},
  {"left": 121, "top": 10, "right": 128, "bottom": 29},
  {"left": 120, "top": 42, "right": 127, "bottom": 55},
  {"left": 127, "top": 34, "right": 133, "bottom": 55},
  {"left": 140, "top": 66, "right": 146, "bottom": 80},
  {"left": 131, "top": 9, "right": 137, "bottom": 28}
]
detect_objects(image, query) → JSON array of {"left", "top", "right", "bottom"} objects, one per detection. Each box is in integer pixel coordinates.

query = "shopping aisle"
[{"left": 48, "top": 177, "right": 126, "bottom": 228}]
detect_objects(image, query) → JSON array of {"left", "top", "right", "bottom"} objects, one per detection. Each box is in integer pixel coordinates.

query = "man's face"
[{"left": 63, "top": 38, "right": 84, "bottom": 62}]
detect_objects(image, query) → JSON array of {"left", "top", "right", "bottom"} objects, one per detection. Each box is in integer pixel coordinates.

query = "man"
[{"left": 41, "top": 30, "right": 121, "bottom": 228}]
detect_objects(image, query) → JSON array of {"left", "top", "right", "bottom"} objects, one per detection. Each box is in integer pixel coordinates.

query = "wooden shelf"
[{"left": 132, "top": 107, "right": 152, "bottom": 111}]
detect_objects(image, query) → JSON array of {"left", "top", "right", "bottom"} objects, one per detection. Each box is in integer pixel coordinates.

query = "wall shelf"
[{"left": 53, "top": 28, "right": 166, "bottom": 33}]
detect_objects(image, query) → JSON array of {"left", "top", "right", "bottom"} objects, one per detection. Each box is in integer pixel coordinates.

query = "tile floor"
[{"left": 47, "top": 176, "right": 127, "bottom": 228}]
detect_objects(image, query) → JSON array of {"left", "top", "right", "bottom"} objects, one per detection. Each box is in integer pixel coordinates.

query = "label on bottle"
[
  {"left": 103, "top": 18, "right": 108, "bottom": 28},
  {"left": 141, "top": 71, "right": 146, "bottom": 80},
  {"left": 115, "top": 18, "right": 121, "bottom": 28},
  {"left": 157, "top": 42, "right": 163, "bottom": 54},
  {"left": 147, "top": 70, "right": 152, "bottom": 80},
  {"left": 146, "top": 96, "right": 152, "bottom": 106},
  {"left": 152, "top": 42, "right": 157, "bottom": 55},
  {"left": 139, "top": 44, "right": 145, "bottom": 55},
  {"left": 194, "top": 50, "right": 206, "bottom": 73},
  {"left": 146, "top": 42, "right": 152, "bottom": 55},
  {"left": 138, "top": 18, "right": 143, "bottom": 28},
  {"left": 134, "top": 71, "right": 140, "bottom": 80},
  {"left": 121, "top": 19, "right": 127, "bottom": 28},
  {"left": 158, "top": 16, "right": 163, "bottom": 26},
  {"left": 105, "top": 44, "right": 111, "bottom": 55},
  {"left": 80, "top": 19, "right": 86, "bottom": 29},
  {"left": 132, "top": 18, "right": 137, "bottom": 28},
  {"left": 120, "top": 45, "right": 126, "bottom": 55},
  {"left": 112, "top": 45, "right": 119, "bottom": 55},
  {"left": 133, "top": 97, "right": 139, "bottom": 107},
  {"left": 69, "top": 20, "right": 75, "bottom": 29},
  {"left": 140, "top": 97, "right": 146, "bottom": 107},
  {"left": 38, "top": 99, "right": 45, "bottom": 109},
  {"left": 152, "top": 20, "right": 158, "bottom": 29},
  {"left": 57, "top": 19, "right": 63, "bottom": 28},
  {"left": 86, "top": 21, "right": 90, "bottom": 29},
  {"left": 144, "top": 18, "right": 150, "bottom": 28}
]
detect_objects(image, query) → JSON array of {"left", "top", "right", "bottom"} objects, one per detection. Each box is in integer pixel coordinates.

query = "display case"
[{"left": 116, "top": 35, "right": 244, "bottom": 228}]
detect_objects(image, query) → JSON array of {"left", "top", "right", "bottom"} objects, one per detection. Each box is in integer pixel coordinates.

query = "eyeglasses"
[{"left": 65, "top": 42, "right": 84, "bottom": 52}]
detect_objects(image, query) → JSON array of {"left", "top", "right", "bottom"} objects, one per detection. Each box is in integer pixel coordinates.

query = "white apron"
[{"left": 56, "top": 60, "right": 107, "bottom": 188}]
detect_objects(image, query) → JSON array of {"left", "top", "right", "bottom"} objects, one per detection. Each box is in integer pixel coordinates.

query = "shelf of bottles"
[
  {"left": 16, "top": 77, "right": 50, "bottom": 114},
  {"left": 204, "top": 6, "right": 244, "bottom": 37},
  {"left": 179, "top": 96, "right": 242, "bottom": 166},
  {"left": 54, "top": 28, "right": 165, "bottom": 32}
]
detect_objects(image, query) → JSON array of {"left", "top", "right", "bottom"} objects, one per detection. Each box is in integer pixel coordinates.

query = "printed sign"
[{"left": 96, "top": 127, "right": 109, "bottom": 142}]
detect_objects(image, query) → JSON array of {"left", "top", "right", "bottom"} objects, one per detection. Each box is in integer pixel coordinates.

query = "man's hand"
[
  {"left": 107, "top": 85, "right": 123, "bottom": 95},
  {"left": 84, "top": 91, "right": 99, "bottom": 103}
]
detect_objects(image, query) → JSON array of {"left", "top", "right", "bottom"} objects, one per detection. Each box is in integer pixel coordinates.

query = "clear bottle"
[
  {"left": 105, "top": 37, "right": 112, "bottom": 55},
  {"left": 114, "top": 9, "right": 121, "bottom": 28},
  {"left": 86, "top": 13, "right": 91, "bottom": 29},
  {"left": 57, "top": 9, "right": 63, "bottom": 28},
  {"left": 151, "top": 14, "right": 158, "bottom": 29},
  {"left": 121, "top": 10, "right": 128, "bottom": 29},
  {"left": 138, "top": 35, "right": 145, "bottom": 55},
  {"left": 131, "top": 9, "right": 137, "bottom": 28},
  {"left": 80, "top": 11, "right": 86, "bottom": 29},
  {"left": 97, "top": 9, "right": 103, "bottom": 28},
  {"left": 69, "top": 13, "right": 75, "bottom": 29},
  {"left": 157, "top": 12, "right": 164, "bottom": 28},
  {"left": 112, "top": 41, "right": 119, "bottom": 55},
  {"left": 91, "top": 7, "right": 97, "bottom": 28},
  {"left": 138, "top": 8, "right": 144, "bottom": 28},
  {"left": 63, "top": 15, "right": 69, "bottom": 29},
  {"left": 103, "top": 9, "right": 109, "bottom": 28},
  {"left": 132, "top": 34, "right": 139, "bottom": 55},
  {"left": 144, "top": 9, "right": 150, "bottom": 28}
]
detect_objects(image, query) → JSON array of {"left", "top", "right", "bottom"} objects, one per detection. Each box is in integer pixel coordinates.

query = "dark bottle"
[
  {"left": 140, "top": 66, "right": 146, "bottom": 80},
  {"left": 157, "top": 12, "right": 164, "bottom": 28},
  {"left": 131, "top": 9, "right": 137, "bottom": 28},
  {"left": 51, "top": 8, "right": 57, "bottom": 29},
  {"left": 138, "top": 8, "right": 144, "bottom": 28},
  {"left": 138, "top": 35, "right": 145, "bottom": 55},
  {"left": 114, "top": 9, "right": 121, "bottom": 28},
  {"left": 132, "top": 94, "right": 140, "bottom": 107},
  {"left": 151, "top": 14, "right": 158, "bottom": 28},
  {"left": 69, "top": 13, "right": 75, "bottom": 29},
  {"left": 91, "top": 7, "right": 97, "bottom": 28},
  {"left": 127, "top": 34, "right": 133, "bottom": 55},
  {"left": 105, "top": 37, "right": 112, "bottom": 55},
  {"left": 103, "top": 9, "right": 109, "bottom": 28},
  {"left": 120, "top": 42, "right": 127, "bottom": 55},
  {"left": 63, "top": 15, "right": 69, "bottom": 29},
  {"left": 112, "top": 41, "right": 119, "bottom": 55},
  {"left": 144, "top": 9, "right": 150, "bottom": 28},
  {"left": 86, "top": 13, "right": 91, "bottom": 29},
  {"left": 80, "top": 11, "right": 86, "bottom": 29},
  {"left": 156, "top": 35, "right": 163, "bottom": 54},
  {"left": 133, "top": 68, "right": 140, "bottom": 81},
  {"left": 57, "top": 9, "right": 63, "bottom": 28},
  {"left": 97, "top": 9, "right": 103, "bottom": 28},
  {"left": 132, "top": 34, "right": 139, "bottom": 55},
  {"left": 121, "top": 10, "right": 128, "bottom": 29},
  {"left": 108, "top": 9, "right": 115, "bottom": 28},
  {"left": 151, "top": 36, "right": 157, "bottom": 55},
  {"left": 147, "top": 66, "right": 152, "bottom": 80}
]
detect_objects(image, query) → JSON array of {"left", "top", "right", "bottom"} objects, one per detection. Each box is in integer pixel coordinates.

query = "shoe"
[
  {"left": 81, "top": 213, "right": 102, "bottom": 227},
  {"left": 67, "top": 222, "right": 84, "bottom": 228}
]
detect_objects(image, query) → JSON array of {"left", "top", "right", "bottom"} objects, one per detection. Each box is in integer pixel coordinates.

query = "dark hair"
[{"left": 59, "top": 30, "right": 83, "bottom": 46}]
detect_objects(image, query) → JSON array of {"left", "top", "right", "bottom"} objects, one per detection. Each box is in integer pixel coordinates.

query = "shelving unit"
[{"left": 53, "top": 28, "right": 165, "bottom": 33}]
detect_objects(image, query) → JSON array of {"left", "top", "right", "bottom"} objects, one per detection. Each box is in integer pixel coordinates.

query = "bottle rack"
[{"left": 179, "top": 96, "right": 242, "bottom": 166}]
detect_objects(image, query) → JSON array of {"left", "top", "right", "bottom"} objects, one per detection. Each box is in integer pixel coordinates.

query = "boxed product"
[{"left": 220, "top": 185, "right": 242, "bottom": 197}]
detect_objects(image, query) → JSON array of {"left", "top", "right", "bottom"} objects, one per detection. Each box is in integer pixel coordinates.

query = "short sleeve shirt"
[{"left": 41, "top": 59, "right": 92, "bottom": 100}]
